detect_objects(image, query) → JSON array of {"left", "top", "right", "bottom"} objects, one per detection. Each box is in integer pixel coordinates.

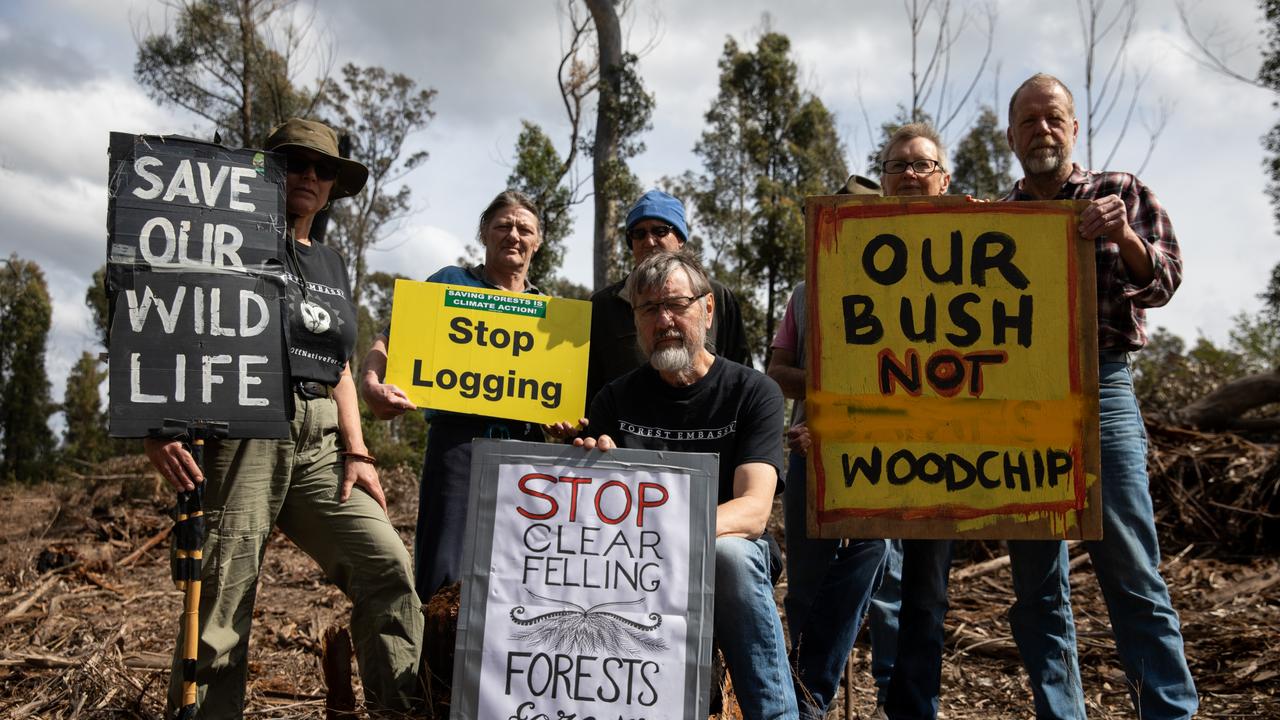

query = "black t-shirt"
[
  {"left": 587, "top": 357, "right": 785, "bottom": 503},
  {"left": 281, "top": 241, "right": 357, "bottom": 385}
]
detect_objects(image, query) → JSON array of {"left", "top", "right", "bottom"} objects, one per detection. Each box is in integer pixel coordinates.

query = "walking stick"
[
  {"left": 167, "top": 420, "right": 224, "bottom": 720},
  {"left": 173, "top": 437, "right": 205, "bottom": 720}
]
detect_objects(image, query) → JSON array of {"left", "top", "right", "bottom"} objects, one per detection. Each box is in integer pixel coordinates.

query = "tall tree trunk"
[
  {"left": 585, "top": 0, "right": 622, "bottom": 290},
  {"left": 238, "top": 0, "right": 254, "bottom": 146}
]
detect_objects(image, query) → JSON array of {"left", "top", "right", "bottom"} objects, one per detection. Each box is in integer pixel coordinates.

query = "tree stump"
[
  {"left": 321, "top": 625, "right": 356, "bottom": 718},
  {"left": 420, "top": 582, "right": 462, "bottom": 717}
]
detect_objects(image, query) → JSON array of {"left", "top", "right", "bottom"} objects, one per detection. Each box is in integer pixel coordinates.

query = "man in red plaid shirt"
[{"left": 999, "top": 73, "right": 1197, "bottom": 720}]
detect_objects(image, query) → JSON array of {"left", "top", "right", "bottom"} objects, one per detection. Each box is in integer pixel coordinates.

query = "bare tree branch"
[
  {"left": 903, "top": 0, "right": 997, "bottom": 134},
  {"left": 1176, "top": 0, "right": 1265, "bottom": 86},
  {"left": 1135, "top": 96, "right": 1175, "bottom": 175}
]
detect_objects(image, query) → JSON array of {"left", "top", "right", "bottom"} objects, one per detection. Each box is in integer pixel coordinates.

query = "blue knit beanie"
[{"left": 625, "top": 190, "right": 689, "bottom": 244}]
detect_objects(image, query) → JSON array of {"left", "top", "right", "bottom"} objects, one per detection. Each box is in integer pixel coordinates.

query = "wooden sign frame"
[{"left": 804, "top": 195, "right": 1101, "bottom": 540}]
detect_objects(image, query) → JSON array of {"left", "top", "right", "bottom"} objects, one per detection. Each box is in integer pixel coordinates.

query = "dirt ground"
[{"left": 0, "top": 456, "right": 1276, "bottom": 719}]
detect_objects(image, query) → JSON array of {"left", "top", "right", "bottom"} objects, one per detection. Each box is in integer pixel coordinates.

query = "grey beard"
[
  {"left": 1024, "top": 148, "right": 1063, "bottom": 174},
  {"left": 650, "top": 344, "right": 694, "bottom": 374}
]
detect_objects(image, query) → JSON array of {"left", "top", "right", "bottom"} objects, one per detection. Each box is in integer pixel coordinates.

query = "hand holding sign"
[
  {"left": 572, "top": 433, "right": 617, "bottom": 451},
  {"left": 144, "top": 437, "right": 204, "bottom": 491},
  {"left": 360, "top": 335, "right": 418, "bottom": 420},
  {"left": 543, "top": 417, "right": 588, "bottom": 440}
]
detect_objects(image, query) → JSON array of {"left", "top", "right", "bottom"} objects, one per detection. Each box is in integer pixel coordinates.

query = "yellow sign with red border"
[{"left": 805, "top": 196, "right": 1101, "bottom": 540}]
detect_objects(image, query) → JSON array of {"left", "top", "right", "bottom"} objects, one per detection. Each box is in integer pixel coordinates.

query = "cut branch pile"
[
  {"left": 0, "top": 448, "right": 1276, "bottom": 718},
  {"left": 1146, "top": 421, "right": 1280, "bottom": 554}
]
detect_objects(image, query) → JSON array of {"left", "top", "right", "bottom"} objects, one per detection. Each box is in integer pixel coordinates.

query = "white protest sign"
[{"left": 452, "top": 440, "right": 718, "bottom": 720}]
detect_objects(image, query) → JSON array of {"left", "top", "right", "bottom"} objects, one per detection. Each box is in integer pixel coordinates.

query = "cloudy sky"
[{"left": 1, "top": 0, "right": 1274, "bottom": 418}]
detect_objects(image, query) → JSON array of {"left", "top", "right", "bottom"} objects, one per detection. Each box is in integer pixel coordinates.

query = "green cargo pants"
[{"left": 167, "top": 393, "right": 423, "bottom": 718}]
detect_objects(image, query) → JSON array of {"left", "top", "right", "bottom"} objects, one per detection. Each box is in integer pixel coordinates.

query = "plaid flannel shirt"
[{"left": 1002, "top": 164, "right": 1182, "bottom": 352}]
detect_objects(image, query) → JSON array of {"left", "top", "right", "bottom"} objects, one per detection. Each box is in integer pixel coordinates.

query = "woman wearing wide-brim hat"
[{"left": 144, "top": 117, "right": 422, "bottom": 717}]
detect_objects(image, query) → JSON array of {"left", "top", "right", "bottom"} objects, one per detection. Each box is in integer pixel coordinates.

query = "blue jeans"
[
  {"left": 1009, "top": 361, "right": 1197, "bottom": 719},
  {"left": 715, "top": 536, "right": 797, "bottom": 720},
  {"left": 884, "top": 539, "right": 954, "bottom": 720},
  {"left": 869, "top": 540, "right": 903, "bottom": 704},
  {"left": 783, "top": 453, "right": 888, "bottom": 717}
]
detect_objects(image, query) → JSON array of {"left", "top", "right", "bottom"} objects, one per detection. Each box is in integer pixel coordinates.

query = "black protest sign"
[
  {"left": 107, "top": 133, "right": 285, "bottom": 272},
  {"left": 108, "top": 271, "right": 290, "bottom": 438},
  {"left": 106, "top": 133, "right": 290, "bottom": 439}
]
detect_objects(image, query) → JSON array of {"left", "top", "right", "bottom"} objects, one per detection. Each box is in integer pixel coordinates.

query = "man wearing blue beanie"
[{"left": 586, "top": 189, "right": 752, "bottom": 405}]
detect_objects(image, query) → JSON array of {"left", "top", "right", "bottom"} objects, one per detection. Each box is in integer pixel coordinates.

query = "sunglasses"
[
  {"left": 626, "top": 224, "right": 677, "bottom": 244},
  {"left": 286, "top": 153, "right": 339, "bottom": 181}
]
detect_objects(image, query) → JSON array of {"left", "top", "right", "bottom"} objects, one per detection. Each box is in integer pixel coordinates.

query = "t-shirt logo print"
[{"left": 300, "top": 301, "right": 331, "bottom": 334}]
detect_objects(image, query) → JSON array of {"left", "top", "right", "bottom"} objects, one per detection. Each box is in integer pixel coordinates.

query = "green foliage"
[
  {"left": 361, "top": 271, "right": 401, "bottom": 334},
  {"left": 354, "top": 271, "right": 426, "bottom": 468},
  {"left": 1264, "top": 261, "right": 1280, "bottom": 315},
  {"left": 86, "top": 265, "right": 110, "bottom": 350},
  {"left": 1132, "top": 329, "right": 1247, "bottom": 418},
  {"left": 323, "top": 62, "right": 436, "bottom": 306},
  {"left": 594, "top": 53, "right": 654, "bottom": 161},
  {"left": 355, "top": 270, "right": 403, "bottom": 393},
  {"left": 134, "top": 0, "right": 320, "bottom": 147},
  {"left": 1133, "top": 280, "right": 1279, "bottom": 418},
  {"left": 360, "top": 409, "right": 427, "bottom": 470},
  {"left": 61, "top": 352, "right": 112, "bottom": 464},
  {"left": 685, "top": 32, "right": 848, "bottom": 357},
  {"left": 0, "top": 255, "right": 56, "bottom": 482},
  {"left": 864, "top": 105, "right": 925, "bottom": 175},
  {"left": 1228, "top": 310, "right": 1280, "bottom": 374},
  {"left": 538, "top": 277, "right": 592, "bottom": 300},
  {"left": 507, "top": 121, "right": 575, "bottom": 288},
  {"left": 1227, "top": 261, "right": 1280, "bottom": 373},
  {"left": 949, "top": 106, "right": 1014, "bottom": 199},
  {"left": 1260, "top": 0, "right": 1280, "bottom": 229}
]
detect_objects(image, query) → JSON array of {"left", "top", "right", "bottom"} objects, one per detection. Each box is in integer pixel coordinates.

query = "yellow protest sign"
[
  {"left": 385, "top": 280, "right": 591, "bottom": 425},
  {"left": 805, "top": 195, "right": 1101, "bottom": 540}
]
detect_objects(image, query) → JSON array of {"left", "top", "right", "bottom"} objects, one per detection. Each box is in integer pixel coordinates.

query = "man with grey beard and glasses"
[{"left": 574, "top": 251, "right": 794, "bottom": 720}]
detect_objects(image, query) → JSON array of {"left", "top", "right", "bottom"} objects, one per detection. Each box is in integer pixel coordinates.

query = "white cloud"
[
  {"left": 366, "top": 223, "right": 470, "bottom": 282},
  {"left": 0, "top": 76, "right": 196, "bottom": 183}
]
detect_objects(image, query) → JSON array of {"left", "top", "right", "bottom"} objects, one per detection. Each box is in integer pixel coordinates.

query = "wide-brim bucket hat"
[{"left": 265, "top": 118, "right": 369, "bottom": 200}]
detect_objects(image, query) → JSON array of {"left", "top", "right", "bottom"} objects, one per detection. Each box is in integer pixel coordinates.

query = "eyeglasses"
[
  {"left": 286, "top": 153, "right": 339, "bottom": 181},
  {"left": 626, "top": 224, "right": 677, "bottom": 244},
  {"left": 881, "top": 159, "right": 943, "bottom": 176},
  {"left": 633, "top": 295, "right": 704, "bottom": 319}
]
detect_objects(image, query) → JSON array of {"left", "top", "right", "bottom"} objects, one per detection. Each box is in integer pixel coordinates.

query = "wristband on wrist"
[{"left": 343, "top": 451, "right": 377, "bottom": 466}]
